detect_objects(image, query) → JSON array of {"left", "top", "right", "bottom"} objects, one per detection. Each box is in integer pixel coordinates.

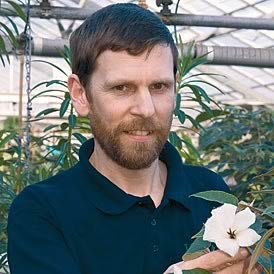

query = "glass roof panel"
[{"left": 0, "top": 0, "right": 272, "bottom": 115}]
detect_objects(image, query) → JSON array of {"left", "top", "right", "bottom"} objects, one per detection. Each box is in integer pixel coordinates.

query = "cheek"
[
  {"left": 155, "top": 94, "right": 175, "bottom": 115},
  {"left": 93, "top": 97, "right": 130, "bottom": 124}
]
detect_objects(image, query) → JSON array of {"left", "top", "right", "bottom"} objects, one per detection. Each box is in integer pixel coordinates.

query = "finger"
[
  {"left": 251, "top": 268, "right": 262, "bottom": 274},
  {"left": 180, "top": 248, "right": 249, "bottom": 271},
  {"left": 250, "top": 263, "right": 263, "bottom": 274},
  {"left": 214, "top": 258, "right": 248, "bottom": 274},
  {"left": 163, "top": 262, "right": 185, "bottom": 274}
]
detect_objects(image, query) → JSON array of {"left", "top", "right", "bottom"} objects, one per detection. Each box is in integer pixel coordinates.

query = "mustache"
[{"left": 116, "top": 118, "right": 164, "bottom": 132}]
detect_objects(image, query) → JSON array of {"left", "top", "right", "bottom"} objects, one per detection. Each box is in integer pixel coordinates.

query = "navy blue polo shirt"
[{"left": 8, "top": 139, "right": 229, "bottom": 274}]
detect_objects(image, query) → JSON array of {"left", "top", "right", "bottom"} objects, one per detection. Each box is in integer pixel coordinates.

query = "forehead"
[{"left": 94, "top": 45, "right": 174, "bottom": 81}]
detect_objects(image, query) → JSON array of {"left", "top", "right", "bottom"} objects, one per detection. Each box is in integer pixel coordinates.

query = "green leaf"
[
  {"left": 0, "top": 22, "right": 18, "bottom": 48},
  {"left": 31, "top": 89, "right": 66, "bottom": 101},
  {"left": 73, "top": 133, "right": 87, "bottom": 144},
  {"left": 0, "top": 34, "right": 8, "bottom": 54},
  {"left": 6, "top": 16, "right": 19, "bottom": 36},
  {"left": 175, "top": 93, "right": 181, "bottom": 112},
  {"left": 32, "top": 60, "right": 68, "bottom": 76},
  {"left": 68, "top": 114, "right": 77, "bottom": 128},
  {"left": 46, "top": 79, "right": 67, "bottom": 88},
  {"left": 185, "top": 114, "right": 204, "bottom": 131},
  {"left": 191, "top": 227, "right": 205, "bottom": 239},
  {"left": 32, "top": 80, "right": 67, "bottom": 90},
  {"left": 6, "top": 0, "right": 27, "bottom": 22},
  {"left": 190, "top": 85, "right": 211, "bottom": 104},
  {"left": 0, "top": 131, "right": 16, "bottom": 147},
  {"left": 196, "top": 110, "right": 225, "bottom": 123},
  {"left": 262, "top": 206, "right": 274, "bottom": 216},
  {"left": 59, "top": 45, "right": 71, "bottom": 68},
  {"left": 257, "top": 255, "right": 272, "bottom": 274},
  {"left": 250, "top": 216, "right": 263, "bottom": 234},
  {"left": 178, "top": 110, "right": 186, "bottom": 124},
  {"left": 59, "top": 97, "right": 70, "bottom": 117},
  {"left": 190, "top": 191, "right": 239, "bottom": 206},
  {"left": 169, "top": 131, "right": 182, "bottom": 149},
  {"left": 183, "top": 237, "right": 211, "bottom": 261},
  {"left": 43, "top": 124, "right": 59, "bottom": 132},
  {"left": 35, "top": 108, "right": 59, "bottom": 118},
  {"left": 185, "top": 80, "right": 224, "bottom": 95}
]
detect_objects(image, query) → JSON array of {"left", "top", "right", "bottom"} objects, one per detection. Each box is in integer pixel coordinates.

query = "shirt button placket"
[
  {"left": 150, "top": 217, "right": 159, "bottom": 253},
  {"left": 153, "top": 244, "right": 159, "bottom": 253},
  {"left": 151, "top": 218, "right": 157, "bottom": 226}
]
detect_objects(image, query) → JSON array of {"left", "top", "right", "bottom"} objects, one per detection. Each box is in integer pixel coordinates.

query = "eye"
[
  {"left": 150, "top": 83, "right": 168, "bottom": 92},
  {"left": 112, "top": 84, "right": 135, "bottom": 94},
  {"left": 113, "top": 85, "right": 128, "bottom": 91}
]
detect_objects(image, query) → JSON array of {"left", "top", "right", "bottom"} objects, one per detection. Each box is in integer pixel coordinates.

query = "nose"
[{"left": 130, "top": 89, "right": 156, "bottom": 118}]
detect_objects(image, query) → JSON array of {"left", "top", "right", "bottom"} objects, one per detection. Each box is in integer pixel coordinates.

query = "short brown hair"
[{"left": 70, "top": 3, "right": 178, "bottom": 89}]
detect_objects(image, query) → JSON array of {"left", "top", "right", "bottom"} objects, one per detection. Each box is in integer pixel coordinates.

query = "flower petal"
[
  {"left": 203, "top": 214, "right": 229, "bottom": 242},
  {"left": 215, "top": 238, "right": 239, "bottom": 257},
  {"left": 236, "top": 228, "right": 261, "bottom": 247},
  {"left": 233, "top": 207, "right": 256, "bottom": 232},
  {"left": 211, "top": 204, "right": 237, "bottom": 231}
]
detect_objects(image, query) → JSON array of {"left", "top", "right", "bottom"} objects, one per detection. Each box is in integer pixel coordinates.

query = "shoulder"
[
  {"left": 181, "top": 164, "right": 230, "bottom": 194},
  {"left": 178, "top": 164, "right": 230, "bottom": 231},
  {"left": 9, "top": 163, "right": 82, "bottom": 217}
]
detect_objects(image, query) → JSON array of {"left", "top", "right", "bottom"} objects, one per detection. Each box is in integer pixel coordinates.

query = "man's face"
[{"left": 87, "top": 44, "right": 176, "bottom": 169}]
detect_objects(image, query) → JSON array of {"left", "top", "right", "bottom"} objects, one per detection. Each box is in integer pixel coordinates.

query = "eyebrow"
[{"left": 103, "top": 78, "right": 175, "bottom": 89}]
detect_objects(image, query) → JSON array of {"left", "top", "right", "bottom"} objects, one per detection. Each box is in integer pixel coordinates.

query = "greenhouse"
[{"left": 0, "top": 1, "right": 273, "bottom": 274}]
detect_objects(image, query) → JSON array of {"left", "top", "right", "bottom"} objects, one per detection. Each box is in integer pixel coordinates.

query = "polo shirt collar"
[{"left": 78, "top": 138, "right": 194, "bottom": 215}]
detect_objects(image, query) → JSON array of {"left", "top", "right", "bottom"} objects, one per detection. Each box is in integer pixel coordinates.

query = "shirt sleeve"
[{"left": 7, "top": 189, "right": 82, "bottom": 274}]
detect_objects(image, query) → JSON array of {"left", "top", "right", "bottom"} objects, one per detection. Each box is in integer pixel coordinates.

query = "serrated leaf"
[{"left": 190, "top": 190, "right": 239, "bottom": 206}]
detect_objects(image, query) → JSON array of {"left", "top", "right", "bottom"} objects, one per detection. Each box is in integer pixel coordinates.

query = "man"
[{"left": 8, "top": 3, "right": 257, "bottom": 274}]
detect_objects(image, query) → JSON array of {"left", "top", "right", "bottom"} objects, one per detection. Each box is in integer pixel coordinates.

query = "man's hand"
[{"left": 163, "top": 248, "right": 262, "bottom": 274}]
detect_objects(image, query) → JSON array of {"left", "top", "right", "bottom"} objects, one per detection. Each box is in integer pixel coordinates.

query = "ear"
[{"left": 67, "top": 74, "right": 90, "bottom": 117}]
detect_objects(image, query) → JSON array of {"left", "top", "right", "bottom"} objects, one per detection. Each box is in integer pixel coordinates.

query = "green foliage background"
[{"left": 0, "top": 2, "right": 273, "bottom": 273}]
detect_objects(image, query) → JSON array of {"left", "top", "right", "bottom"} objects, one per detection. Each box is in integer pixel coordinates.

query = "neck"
[{"left": 89, "top": 139, "right": 167, "bottom": 207}]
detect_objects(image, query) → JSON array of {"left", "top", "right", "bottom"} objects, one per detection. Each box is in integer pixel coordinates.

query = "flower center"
[{"left": 227, "top": 228, "right": 237, "bottom": 239}]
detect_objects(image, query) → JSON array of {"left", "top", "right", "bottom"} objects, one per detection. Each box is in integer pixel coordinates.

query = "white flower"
[{"left": 203, "top": 203, "right": 261, "bottom": 257}]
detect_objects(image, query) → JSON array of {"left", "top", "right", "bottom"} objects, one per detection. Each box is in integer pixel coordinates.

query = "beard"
[{"left": 89, "top": 108, "right": 173, "bottom": 170}]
